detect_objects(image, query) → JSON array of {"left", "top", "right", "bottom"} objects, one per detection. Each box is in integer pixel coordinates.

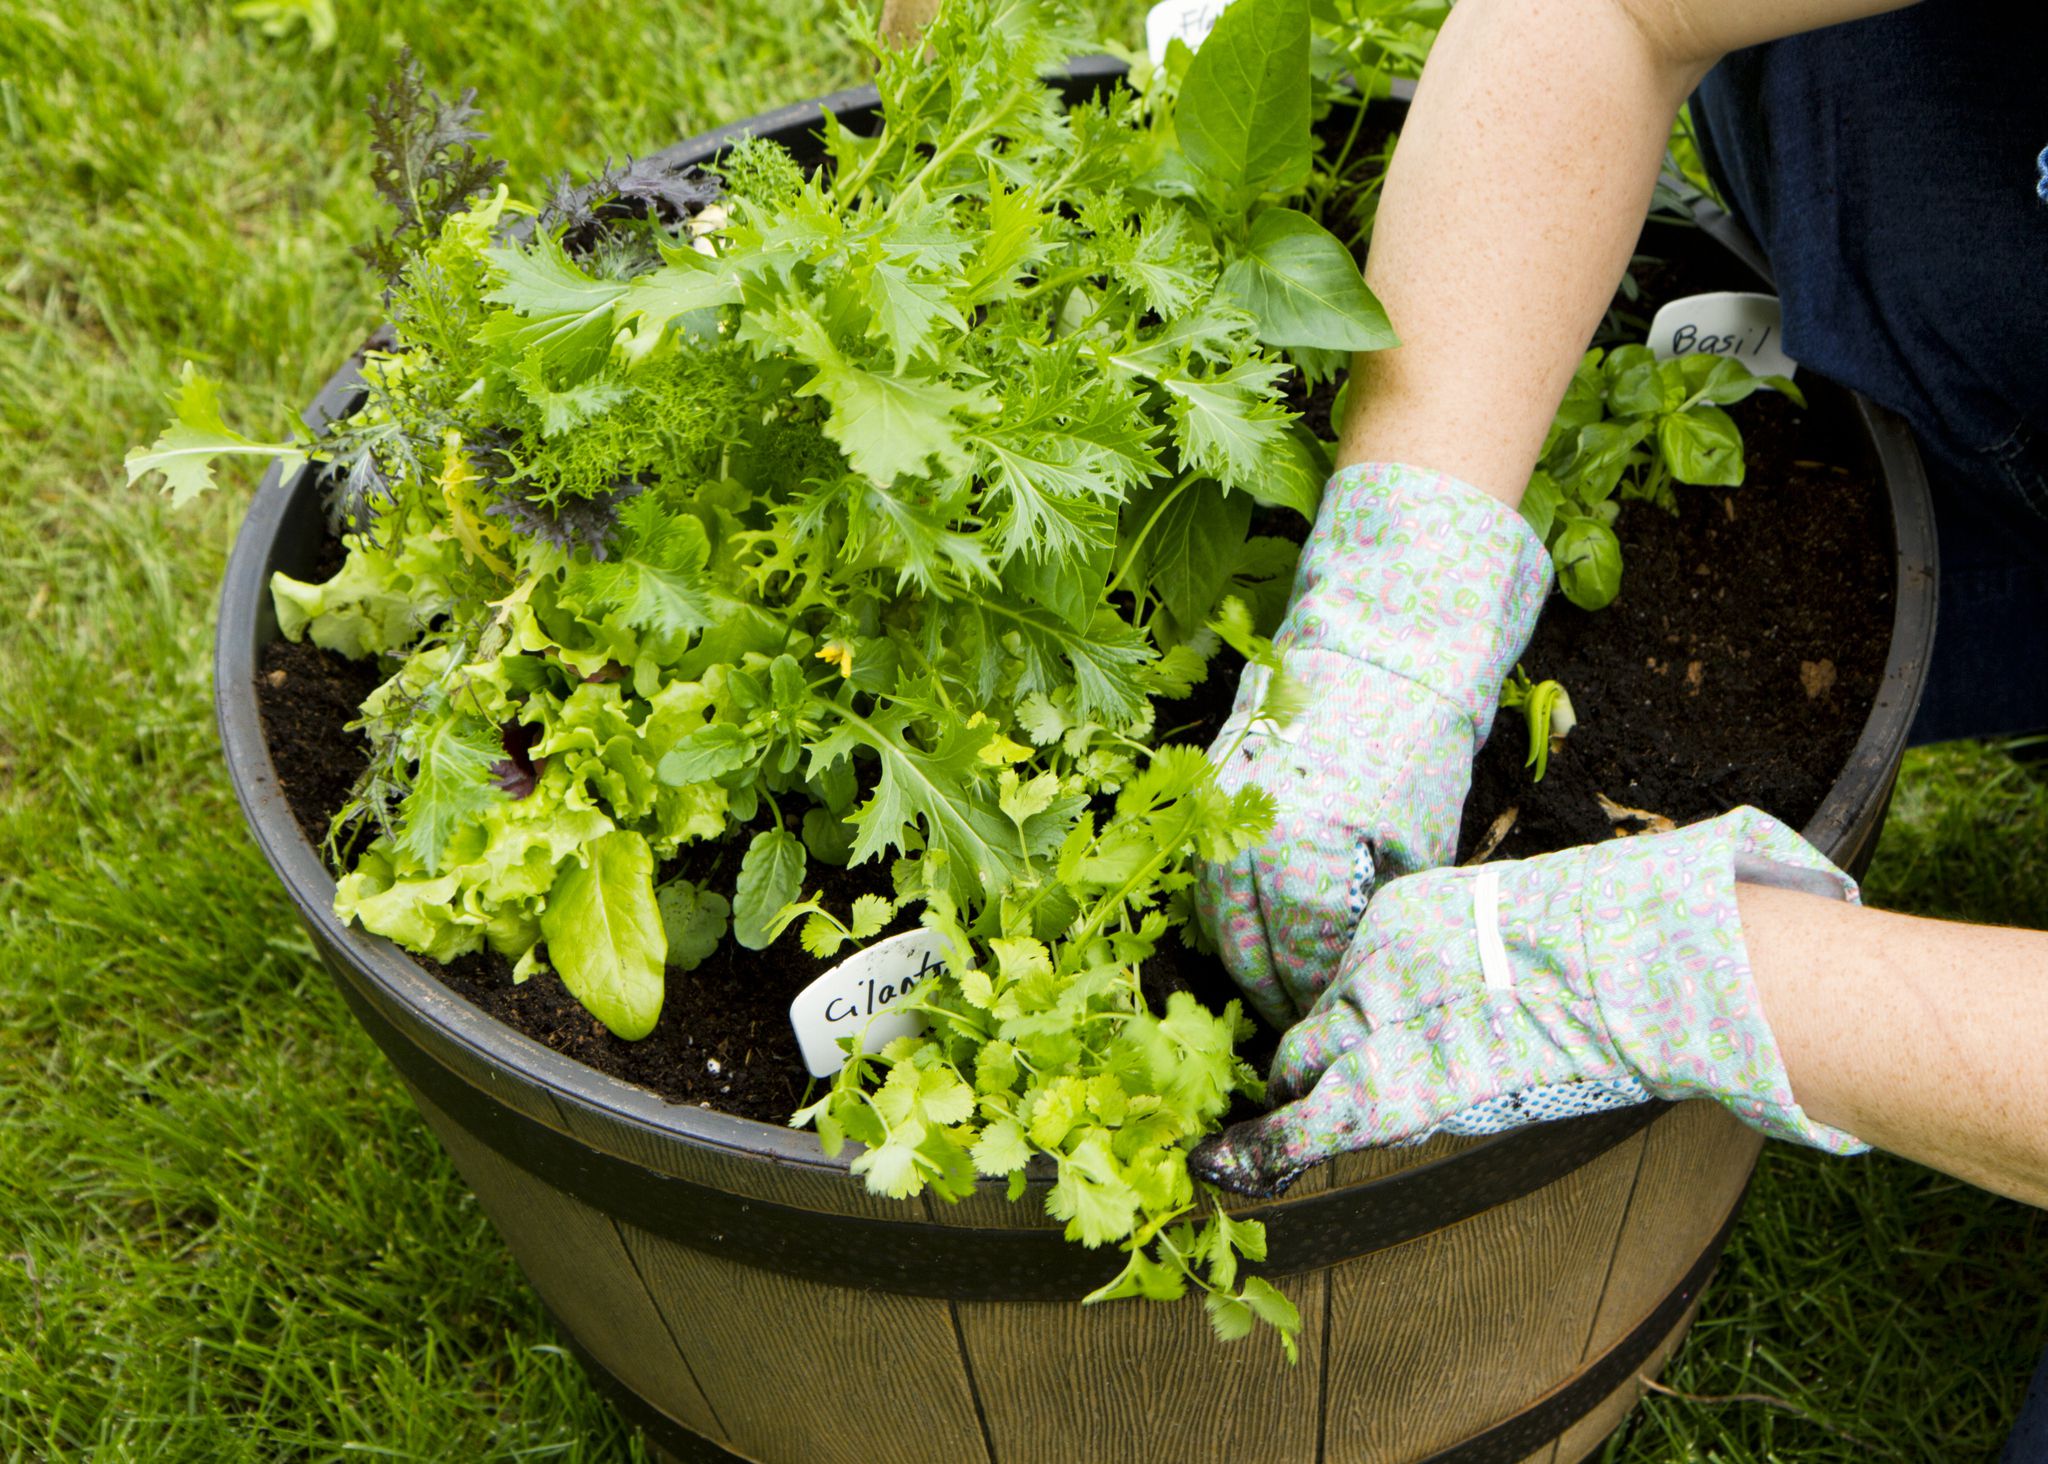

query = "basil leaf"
[
  {"left": 1219, "top": 207, "right": 1395, "bottom": 352},
  {"left": 541, "top": 830, "right": 665, "bottom": 1040},
  {"left": 1553, "top": 518, "right": 1623, "bottom": 610},
  {"left": 1659, "top": 404, "right": 1745, "bottom": 486},
  {"left": 1176, "top": 0, "right": 1312, "bottom": 196},
  {"left": 1520, "top": 469, "right": 1562, "bottom": 544},
  {"left": 733, "top": 827, "right": 806, "bottom": 950}
]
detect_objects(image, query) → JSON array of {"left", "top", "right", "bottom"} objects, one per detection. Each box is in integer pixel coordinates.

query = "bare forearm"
[
  {"left": 1337, "top": 0, "right": 1917, "bottom": 504},
  {"left": 1740, "top": 883, "right": 2048, "bottom": 1208}
]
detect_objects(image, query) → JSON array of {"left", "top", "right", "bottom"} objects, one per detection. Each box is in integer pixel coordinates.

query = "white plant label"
[
  {"left": 1646, "top": 291, "right": 1797, "bottom": 380},
  {"left": 788, "top": 929, "right": 944, "bottom": 1078},
  {"left": 1145, "top": 0, "right": 1229, "bottom": 63}
]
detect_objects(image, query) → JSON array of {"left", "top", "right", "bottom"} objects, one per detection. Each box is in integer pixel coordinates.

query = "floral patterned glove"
[
  {"left": 1192, "top": 807, "right": 1870, "bottom": 1198},
  {"left": 1198, "top": 462, "right": 1553, "bottom": 1031}
]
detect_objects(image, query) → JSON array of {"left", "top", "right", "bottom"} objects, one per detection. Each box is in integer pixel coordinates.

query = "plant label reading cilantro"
[
  {"left": 789, "top": 929, "right": 942, "bottom": 1078},
  {"left": 1647, "top": 292, "right": 1797, "bottom": 380},
  {"left": 1145, "top": 0, "right": 1230, "bottom": 62}
]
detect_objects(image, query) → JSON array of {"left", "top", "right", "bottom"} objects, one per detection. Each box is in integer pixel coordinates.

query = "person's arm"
[
  {"left": 1742, "top": 885, "right": 2048, "bottom": 1209},
  {"left": 1338, "top": 0, "right": 1919, "bottom": 505}
]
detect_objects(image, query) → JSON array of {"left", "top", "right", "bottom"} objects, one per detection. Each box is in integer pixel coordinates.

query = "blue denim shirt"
[{"left": 1692, "top": 0, "right": 2048, "bottom": 543}]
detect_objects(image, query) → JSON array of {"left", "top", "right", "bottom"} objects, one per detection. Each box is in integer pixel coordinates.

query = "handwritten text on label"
[
  {"left": 1145, "top": 0, "right": 1229, "bottom": 63},
  {"left": 1646, "top": 291, "right": 1797, "bottom": 380},
  {"left": 788, "top": 929, "right": 944, "bottom": 1078}
]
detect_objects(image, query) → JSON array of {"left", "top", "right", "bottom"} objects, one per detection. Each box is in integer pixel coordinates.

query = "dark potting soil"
[
  {"left": 1453, "top": 390, "right": 1892, "bottom": 863},
  {"left": 255, "top": 219, "right": 1893, "bottom": 1121}
]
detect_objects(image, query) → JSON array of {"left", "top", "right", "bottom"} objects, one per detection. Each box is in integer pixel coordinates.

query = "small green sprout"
[{"left": 1500, "top": 667, "right": 1577, "bottom": 782}]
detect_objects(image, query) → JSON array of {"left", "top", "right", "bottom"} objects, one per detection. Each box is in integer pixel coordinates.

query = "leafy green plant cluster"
[
  {"left": 1520, "top": 344, "right": 1800, "bottom": 610},
  {"left": 128, "top": 0, "right": 1411, "bottom": 1352}
]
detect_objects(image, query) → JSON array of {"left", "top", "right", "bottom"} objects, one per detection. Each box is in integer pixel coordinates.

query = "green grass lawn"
[{"left": 1, "top": 3, "right": 2042, "bottom": 1459}]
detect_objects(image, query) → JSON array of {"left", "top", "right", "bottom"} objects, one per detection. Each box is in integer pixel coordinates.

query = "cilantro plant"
[
  {"left": 1520, "top": 345, "right": 1800, "bottom": 609},
  {"left": 130, "top": 0, "right": 1405, "bottom": 1354}
]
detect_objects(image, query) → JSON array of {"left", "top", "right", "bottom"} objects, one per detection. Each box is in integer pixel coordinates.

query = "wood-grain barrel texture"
[{"left": 369, "top": 960, "right": 1760, "bottom": 1464}]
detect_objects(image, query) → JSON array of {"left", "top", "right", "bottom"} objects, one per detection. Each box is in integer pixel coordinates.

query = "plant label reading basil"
[
  {"left": 1647, "top": 292, "right": 1797, "bottom": 380},
  {"left": 1145, "top": 0, "right": 1229, "bottom": 62},
  {"left": 789, "top": 929, "right": 942, "bottom": 1078}
]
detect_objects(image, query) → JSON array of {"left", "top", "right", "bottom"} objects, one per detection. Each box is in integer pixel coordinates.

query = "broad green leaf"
[
  {"left": 1658, "top": 404, "right": 1744, "bottom": 486},
  {"left": 1177, "top": 0, "right": 1313, "bottom": 195},
  {"left": 1219, "top": 208, "right": 1396, "bottom": 352},
  {"left": 733, "top": 827, "right": 807, "bottom": 950},
  {"left": 801, "top": 806, "right": 857, "bottom": 867},
  {"left": 1126, "top": 479, "right": 1253, "bottom": 630},
  {"left": 656, "top": 878, "right": 730, "bottom": 971},
  {"left": 1553, "top": 419, "right": 1648, "bottom": 504},
  {"left": 1674, "top": 352, "right": 1805, "bottom": 409},
  {"left": 1520, "top": 469, "right": 1562, "bottom": 544},
  {"left": 125, "top": 364, "right": 306, "bottom": 507},
  {"left": 1554, "top": 517, "right": 1623, "bottom": 610},
  {"left": 658, "top": 723, "right": 754, "bottom": 785},
  {"left": 541, "top": 829, "right": 666, "bottom": 1039}
]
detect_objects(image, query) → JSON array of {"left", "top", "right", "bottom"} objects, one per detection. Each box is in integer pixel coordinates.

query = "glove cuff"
[
  {"left": 1577, "top": 807, "right": 1869, "bottom": 1155},
  {"left": 1280, "top": 462, "right": 1554, "bottom": 742}
]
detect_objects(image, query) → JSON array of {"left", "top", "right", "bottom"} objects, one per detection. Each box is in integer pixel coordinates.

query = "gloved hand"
[
  {"left": 1198, "top": 462, "right": 1554, "bottom": 1031},
  {"left": 1192, "top": 806, "right": 1870, "bottom": 1198}
]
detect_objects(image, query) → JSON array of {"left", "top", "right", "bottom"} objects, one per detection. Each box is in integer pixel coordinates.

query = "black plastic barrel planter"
[{"left": 217, "top": 61, "right": 1936, "bottom": 1464}]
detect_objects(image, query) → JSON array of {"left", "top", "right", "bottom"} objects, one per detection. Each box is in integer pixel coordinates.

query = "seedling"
[{"left": 1500, "top": 666, "right": 1576, "bottom": 782}]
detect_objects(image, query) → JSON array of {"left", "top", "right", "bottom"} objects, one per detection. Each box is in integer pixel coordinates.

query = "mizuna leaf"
[
  {"left": 572, "top": 496, "right": 718, "bottom": 638},
  {"left": 781, "top": 306, "right": 988, "bottom": 484},
  {"left": 1219, "top": 207, "right": 1396, "bottom": 352},
  {"left": 397, "top": 711, "right": 502, "bottom": 872},
  {"left": 1175, "top": 0, "right": 1312, "bottom": 196},
  {"left": 1157, "top": 358, "right": 1294, "bottom": 496},
  {"left": 478, "top": 234, "right": 626, "bottom": 381},
  {"left": 825, "top": 703, "right": 1026, "bottom": 903},
  {"left": 614, "top": 242, "right": 744, "bottom": 353},
  {"left": 866, "top": 259, "right": 969, "bottom": 372},
  {"left": 974, "top": 599, "right": 1154, "bottom": 724},
  {"left": 541, "top": 829, "right": 666, "bottom": 1039},
  {"left": 125, "top": 364, "right": 307, "bottom": 507}
]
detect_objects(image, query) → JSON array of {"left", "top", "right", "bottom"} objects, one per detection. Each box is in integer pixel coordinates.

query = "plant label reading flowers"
[
  {"left": 1647, "top": 292, "right": 1797, "bottom": 380},
  {"left": 1145, "top": 0, "right": 1229, "bottom": 62},
  {"left": 789, "top": 930, "right": 942, "bottom": 1078}
]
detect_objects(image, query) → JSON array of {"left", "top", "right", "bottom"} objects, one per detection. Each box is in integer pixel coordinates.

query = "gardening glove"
[
  {"left": 1198, "top": 461, "right": 1554, "bottom": 1031},
  {"left": 1191, "top": 807, "right": 1870, "bottom": 1198}
]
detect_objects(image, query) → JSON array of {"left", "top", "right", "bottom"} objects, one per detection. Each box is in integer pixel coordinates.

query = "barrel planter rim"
[{"left": 214, "top": 56, "right": 1937, "bottom": 1209}]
